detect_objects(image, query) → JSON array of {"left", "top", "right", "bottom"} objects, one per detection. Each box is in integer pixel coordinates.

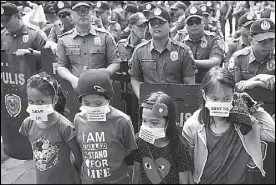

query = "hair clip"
[{"left": 152, "top": 102, "right": 168, "bottom": 118}]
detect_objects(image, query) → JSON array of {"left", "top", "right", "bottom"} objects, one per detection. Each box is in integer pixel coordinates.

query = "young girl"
[
  {"left": 19, "top": 71, "right": 82, "bottom": 184},
  {"left": 132, "top": 91, "right": 193, "bottom": 184},
  {"left": 182, "top": 66, "right": 275, "bottom": 184},
  {"left": 74, "top": 69, "right": 137, "bottom": 184}
]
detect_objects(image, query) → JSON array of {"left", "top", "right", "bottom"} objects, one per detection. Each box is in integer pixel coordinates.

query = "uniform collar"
[
  {"left": 249, "top": 46, "right": 274, "bottom": 64},
  {"left": 149, "top": 39, "right": 172, "bottom": 52},
  {"left": 72, "top": 26, "right": 97, "bottom": 38},
  {"left": 12, "top": 24, "right": 28, "bottom": 37}
]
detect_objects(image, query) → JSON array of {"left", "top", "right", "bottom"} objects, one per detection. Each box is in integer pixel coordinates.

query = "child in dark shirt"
[
  {"left": 132, "top": 91, "right": 194, "bottom": 184},
  {"left": 19, "top": 71, "right": 82, "bottom": 184}
]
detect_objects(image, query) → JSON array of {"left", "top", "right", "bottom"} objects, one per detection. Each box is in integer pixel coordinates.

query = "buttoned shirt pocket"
[
  {"left": 164, "top": 60, "right": 182, "bottom": 82},
  {"left": 65, "top": 47, "right": 81, "bottom": 55},
  {"left": 89, "top": 47, "right": 106, "bottom": 66},
  {"left": 141, "top": 61, "right": 156, "bottom": 70}
]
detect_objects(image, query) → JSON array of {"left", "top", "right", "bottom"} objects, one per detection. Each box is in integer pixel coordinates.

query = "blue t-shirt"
[
  {"left": 19, "top": 114, "right": 81, "bottom": 184},
  {"left": 74, "top": 106, "right": 138, "bottom": 184}
]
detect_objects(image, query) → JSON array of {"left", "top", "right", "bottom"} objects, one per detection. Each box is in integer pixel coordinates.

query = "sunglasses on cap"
[
  {"left": 186, "top": 17, "right": 202, "bottom": 26},
  {"left": 58, "top": 12, "right": 71, "bottom": 18}
]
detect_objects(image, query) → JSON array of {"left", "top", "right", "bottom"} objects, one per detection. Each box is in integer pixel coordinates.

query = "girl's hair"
[
  {"left": 140, "top": 91, "right": 180, "bottom": 142},
  {"left": 27, "top": 71, "right": 66, "bottom": 115},
  {"left": 198, "top": 67, "right": 235, "bottom": 125}
]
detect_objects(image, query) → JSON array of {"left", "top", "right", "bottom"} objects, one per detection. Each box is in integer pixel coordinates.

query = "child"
[
  {"left": 19, "top": 71, "right": 82, "bottom": 184},
  {"left": 132, "top": 91, "right": 193, "bottom": 184},
  {"left": 74, "top": 69, "right": 137, "bottom": 184}
]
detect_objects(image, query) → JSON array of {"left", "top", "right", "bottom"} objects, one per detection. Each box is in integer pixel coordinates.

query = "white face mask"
[
  {"left": 205, "top": 101, "right": 233, "bottom": 117},
  {"left": 139, "top": 124, "right": 166, "bottom": 144},
  {"left": 80, "top": 104, "right": 111, "bottom": 122},
  {"left": 26, "top": 104, "right": 55, "bottom": 121}
]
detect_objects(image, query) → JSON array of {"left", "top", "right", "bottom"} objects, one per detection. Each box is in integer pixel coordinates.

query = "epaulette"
[
  {"left": 171, "top": 39, "right": 190, "bottom": 50},
  {"left": 133, "top": 40, "right": 151, "bottom": 52},
  {"left": 60, "top": 29, "right": 74, "bottom": 37},
  {"left": 95, "top": 27, "right": 110, "bottom": 34},
  {"left": 117, "top": 38, "right": 128, "bottom": 44},
  {"left": 232, "top": 47, "right": 251, "bottom": 58}
]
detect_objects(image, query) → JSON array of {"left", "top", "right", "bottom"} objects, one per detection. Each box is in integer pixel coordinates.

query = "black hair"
[
  {"left": 140, "top": 91, "right": 180, "bottom": 143},
  {"left": 198, "top": 66, "right": 235, "bottom": 126},
  {"left": 27, "top": 71, "right": 66, "bottom": 115}
]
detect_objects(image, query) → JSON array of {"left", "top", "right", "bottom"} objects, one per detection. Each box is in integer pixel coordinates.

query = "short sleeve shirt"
[
  {"left": 226, "top": 37, "right": 249, "bottom": 63},
  {"left": 131, "top": 39, "right": 198, "bottom": 84},
  {"left": 19, "top": 114, "right": 80, "bottom": 184},
  {"left": 133, "top": 138, "right": 193, "bottom": 184},
  {"left": 47, "top": 20, "right": 74, "bottom": 43},
  {"left": 74, "top": 106, "right": 138, "bottom": 184},
  {"left": 56, "top": 27, "right": 121, "bottom": 77},
  {"left": 228, "top": 46, "right": 275, "bottom": 82}
]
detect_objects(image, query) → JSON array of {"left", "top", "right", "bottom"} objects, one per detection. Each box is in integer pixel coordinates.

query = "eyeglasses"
[
  {"left": 186, "top": 18, "right": 202, "bottom": 26},
  {"left": 58, "top": 12, "right": 71, "bottom": 18},
  {"left": 149, "top": 19, "right": 167, "bottom": 27}
]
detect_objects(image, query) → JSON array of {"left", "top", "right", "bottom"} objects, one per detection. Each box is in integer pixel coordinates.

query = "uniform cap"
[
  {"left": 1, "top": 2, "right": 19, "bottom": 16},
  {"left": 250, "top": 18, "right": 275, "bottom": 41},
  {"left": 185, "top": 5, "right": 203, "bottom": 20},
  {"left": 171, "top": 2, "right": 186, "bottom": 10},
  {"left": 77, "top": 69, "right": 114, "bottom": 101},
  {"left": 124, "top": 3, "right": 138, "bottom": 13},
  {"left": 128, "top": 12, "right": 148, "bottom": 25},
  {"left": 71, "top": 1, "right": 92, "bottom": 10},
  {"left": 43, "top": 3, "right": 56, "bottom": 14},
  {"left": 238, "top": 12, "right": 257, "bottom": 27},
  {"left": 53, "top": 1, "right": 71, "bottom": 14},
  {"left": 143, "top": 3, "right": 156, "bottom": 12},
  {"left": 149, "top": 6, "right": 171, "bottom": 22},
  {"left": 199, "top": 4, "right": 210, "bottom": 15},
  {"left": 95, "top": 1, "right": 110, "bottom": 12}
]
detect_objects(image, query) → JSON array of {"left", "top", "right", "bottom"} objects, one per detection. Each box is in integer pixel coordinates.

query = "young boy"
[{"left": 74, "top": 69, "right": 137, "bottom": 184}]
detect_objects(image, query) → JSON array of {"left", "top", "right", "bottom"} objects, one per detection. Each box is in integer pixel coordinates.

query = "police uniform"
[
  {"left": 47, "top": 1, "right": 74, "bottom": 43},
  {"left": 226, "top": 13, "right": 257, "bottom": 67},
  {"left": 228, "top": 19, "right": 275, "bottom": 82},
  {"left": 42, "top": 3, "right": 57, "bottom": 36},
  {"left": 1, "top": 3, "right": 46, "bottom": 53},
  {"left": 175, "top": 6, "right": 225, "bottom": 83},
  {"left": 110, "top": 1, "right": 127, "bottom": 31},
  {"left": 56, "top": 27, "right": 121, "bottom": 77}
]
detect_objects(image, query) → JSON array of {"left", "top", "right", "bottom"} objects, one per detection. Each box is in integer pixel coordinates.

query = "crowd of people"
[{"left": 1, "top": 0, "right": 275, "bottom": 184}]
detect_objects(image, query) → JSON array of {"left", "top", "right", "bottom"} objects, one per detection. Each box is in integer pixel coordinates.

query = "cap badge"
[
  {"left": 247, "top": 13, "right": 254, "bottom": 20},
  {"left": 97, "top": 2, "right": 102, "bottom": 8},
  {"left": 154, "top": 8, "right": 162, "bottom": 16},
  {"left": 170, "top": 51, "right": 178, "bottom": 61},
  {"left": 201, "top": 6, "right": 207, "bottom": 12},
  {"left": 1, "top": 6, "right": 4, "bottom": 15},
  {"left": 190, "top": 7, "right": 197, "bottom": 14},
  {"left": 94, "top": 37, "right": 102, "bottom": 46},
  {"left": 57, "top": 1, "right": 64, "bottom": 9},
  {"left": 207, "top": 1, "right": 212, "bottom": 7},
  {"left": 146, "top": 4, "right": 152, "bottom": 10},
  {"left": 261, "top": 20, "right": 270, "bottom": 30}
]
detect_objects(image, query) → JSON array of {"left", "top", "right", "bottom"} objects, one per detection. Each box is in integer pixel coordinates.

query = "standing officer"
[
  {"left": 42, "top": 3, "right": 59, "bottom": 36},
  {"left": 1, "top": 3, "right": 46, "bottom": 60},
  {"left": 56, "top": 1, "right": 121, "bottom": 90},
  {"left": 131, "top": 6, "right": 197, "bottom": 99},
  {"left": 44, "top": 1, "right": 75, "bottom": 54},
  {"left": 169, "top": 2, "right": 186, "bottom": 38},
  {"left": 225, "top": 12, "right": 257, "bottom": 68},
  {"left": 228, "top": 18, "right": 275, "bottom": 92},
  {"left": 174, "top": 5, "right": 224, "bottom": 83}
]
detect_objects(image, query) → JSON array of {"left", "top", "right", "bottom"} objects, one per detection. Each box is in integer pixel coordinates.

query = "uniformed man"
[
  {"left": 174, "top": 5, "right": 225, "bottom": 83},
  {"left": 228, "top": 18, "right": 275, "bottom": 92},
  {"left": 110, "top": 1, "right": 127, "bottom": 31},
  {"left": 131, "top": 6, "right": 198, "bottom": 99},
  {"left": 142, "top": 2, "right": 156, "bottom": 20},
  {"left": 1, "top": 3, "right": 46, "bottom": 60},
  {"left": 94, "top": 1, "right": 122, "bottom": 42},
  {"left": 225, "top": 12, "right": 257, "bottom": 68},
  {"left": 42, "top": 3, "right": 59, "bottom": 36},
  {"left": 170, "top": 1, "right": 186, "bottom": 23},
  {"left": 44, "top": 1, "right": 75, "bottom": 54},
  {"left": 56, "top": 1, "right": 121, "bottom": 90}
]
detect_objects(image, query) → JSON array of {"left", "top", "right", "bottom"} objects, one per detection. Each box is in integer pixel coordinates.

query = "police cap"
[
  {"left": 250, "top": 18, "right": 275, "bottom": 41},
  {"left": 53, "top": 1, "right": 71, "bottom": 14},
  {"left": 238, "top": 12, "right": 257, "bottom": 27},
  {"left": 128, "top": 12, "right": 148, "bottom": 25},
  {"left": 71, "top": 1, "right": 92, "bottom": 10},
  {"left": 95, "top": 1, "right": 110, "bottom": 12},
  {"left": 149, "top": 6, "right": 171, "bottom": 22},
  {"left": 1, "top": 2, "right": 19, "bottom": 16},
  {"left": 171, "top": 2, "right": 186, "bottom": 10},
  {"left": 185, "top": 5, "right": 203, "bottom": 21},
  {"left": 43, "top": 3, "right": 56, "bottom": 14},
  {"left": 124, "top": 3, "right": 138, "bottom": 13}
]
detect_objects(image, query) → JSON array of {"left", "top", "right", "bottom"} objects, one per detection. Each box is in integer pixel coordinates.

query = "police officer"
[
  {"left": 1, "top": 3, "right": 46, "bottom": 59},
  {"left": 169, "top": 1, "right": 186, "bottom": 38},
  {"left": 174, "top": 5, "right": 224, "bottom": 83},
  {"left": 42, "top": 3, "right": 59, "bottom": 36},
  {"left": 95, "top": 1, "right": 122, "bottom": 42},
  {"left": 56, "top": 1, "right": 121, "bottom": 90},
  {"left": 225, "top": 12, "right": 257, "bottom": 68},
  {"left": 131, "top": 6, "right": 197, "bottom": 99},
  {"left": 228, "top": 18, "right": 275, "bottom": 92},
  {"left": 44, "top": 1, "right": 75, "bottom": 54},
  {"left": 142, "top": 2, "right": 156, "bottom": 20},
  {"left": 110, "top": 1, "right": 127, "bottom": 31}
]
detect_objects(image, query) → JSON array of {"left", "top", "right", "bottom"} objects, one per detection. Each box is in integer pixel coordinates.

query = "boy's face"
[{"left": 81, "top": 94, "right": 109, "bottom": 107}]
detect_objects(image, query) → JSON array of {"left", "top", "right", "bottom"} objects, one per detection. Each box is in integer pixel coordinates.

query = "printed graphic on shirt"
[
  {"left": 32, "top": 138, "right": 59, "bottom": 171},
  {"left": 143, "top": 157, "right": 170, "bottom": 184},
  {"left": 82, "top": 132, "right": 111, "bottom": 179}
]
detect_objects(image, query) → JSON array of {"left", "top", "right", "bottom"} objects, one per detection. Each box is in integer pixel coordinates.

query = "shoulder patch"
[
  {"left": 233, "top": 47, "right": 251, "bottom": 57},
  {"left": 60, "top": 29, "right": 74, "bottom": 37},
  {"left": 133, "top": 40, "right": 151, "bottom": 52},
  {"left": 171, "top": 39, "right": 190, "bottom": 50}
]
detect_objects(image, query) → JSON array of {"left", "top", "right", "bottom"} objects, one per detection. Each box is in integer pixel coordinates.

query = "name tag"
[{"left": 142, "top": 59, "right": 155, "bottom": 62}]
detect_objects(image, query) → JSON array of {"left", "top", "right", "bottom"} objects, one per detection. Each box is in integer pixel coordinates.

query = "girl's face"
[
  {"left": 27, "top": 88, "right": 54, "bottom": 105},
  {"left": 142, "top": 108, "right": 167, "bottom": 128},
  {"left": 203, "top": 85, "right": 234, "bottom": 103},
  {"left": 81, "top": 94, "right": 109, "bottom": 107}
]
